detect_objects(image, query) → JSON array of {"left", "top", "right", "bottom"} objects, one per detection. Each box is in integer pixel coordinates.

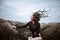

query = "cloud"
[{"left": 0, "top": 0, "right": 60, "bottom": 23}]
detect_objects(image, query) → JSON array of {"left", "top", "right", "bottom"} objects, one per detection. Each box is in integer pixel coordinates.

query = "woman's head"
[{"left": 31, "top": 12, "right": 41, "bottom": 22}]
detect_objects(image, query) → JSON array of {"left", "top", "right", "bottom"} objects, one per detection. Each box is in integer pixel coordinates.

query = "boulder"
[
  {"left": 0, "top": 19, "right": 32, "bottom": 40},
  {"left": 41, "top": 22, "right": 60, "bottom": 40},
  {"left": 0, "top": 19, "right": 60, "bottom": 40}
]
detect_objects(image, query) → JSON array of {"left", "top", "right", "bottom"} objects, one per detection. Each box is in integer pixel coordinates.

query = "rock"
[
  {"left": 0, "top": 19, "right": 32, "bottom": 40},
  {"left": 41, "top": 22, "right": 60, "bottom": 40},
  {"left": 0, "top": 18, "right": 60, "bottom": 40}
]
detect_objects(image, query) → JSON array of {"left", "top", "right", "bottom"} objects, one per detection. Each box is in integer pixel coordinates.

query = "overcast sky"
[{"left": 0, "top": 0, "right": 60, "bottom": 23}]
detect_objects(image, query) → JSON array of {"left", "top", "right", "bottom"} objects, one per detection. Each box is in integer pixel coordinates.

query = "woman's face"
[{"left": 31, "top": 16, "right": 34, "bottom": 21}]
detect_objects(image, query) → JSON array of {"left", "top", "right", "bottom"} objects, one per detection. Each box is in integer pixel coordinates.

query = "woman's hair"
[{"left": 33, "top": 12, "right": 41, "bottom": 17}]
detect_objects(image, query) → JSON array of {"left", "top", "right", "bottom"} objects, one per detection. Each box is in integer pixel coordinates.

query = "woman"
[{"left": 17, "top": 12, "right": 41, "bottom": 38}]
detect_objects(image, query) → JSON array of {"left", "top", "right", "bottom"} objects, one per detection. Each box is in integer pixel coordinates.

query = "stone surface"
[
  {"left": 41, "top": 22, "right": 60, "bottom": 40},
  {"left": 0, "top": 19, "right": 60, "bottom": 40},
  {"left": 0, "top": 19, "right": 32, "bottom": 40}
]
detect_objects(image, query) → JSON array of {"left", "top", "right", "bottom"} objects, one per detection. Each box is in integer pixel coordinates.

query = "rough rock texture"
[
  {"left": 0, "top": 19, "right": 60, "bottom": 40},
  {"left": 41, "top": 23, "right": 60, "bottom": 40},
  {"left": 0, "top": 19, "right": 32, "bottom": 40}
]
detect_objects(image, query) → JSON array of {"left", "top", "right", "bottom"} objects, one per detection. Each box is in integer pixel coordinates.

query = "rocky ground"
[{"left": 0, "top": 19, "right": 60, "bottom": 40}]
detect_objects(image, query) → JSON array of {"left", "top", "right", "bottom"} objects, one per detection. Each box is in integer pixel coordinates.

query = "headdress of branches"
[{"left": 33, "top": 8, "right": 51, "bottom": 18}]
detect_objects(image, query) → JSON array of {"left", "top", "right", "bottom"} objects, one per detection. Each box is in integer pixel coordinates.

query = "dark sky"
[{"left": 0, "top": 0, "right": 60, "bottom": 23}]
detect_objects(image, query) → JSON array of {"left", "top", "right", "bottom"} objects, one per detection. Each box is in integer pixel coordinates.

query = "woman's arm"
[
  {"left": 16, "top": 21, "right": 30, "bottom": 28},
  {"left": 22, "top": 22, "right": 30, "bottom": 28}
]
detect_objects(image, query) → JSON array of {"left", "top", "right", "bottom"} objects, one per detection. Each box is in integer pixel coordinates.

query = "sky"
[{"left": 0, "top": 0, "right": 60, "bottom": 23}]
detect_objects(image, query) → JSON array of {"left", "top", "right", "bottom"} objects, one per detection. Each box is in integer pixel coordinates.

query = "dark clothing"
[{"left": 22, "top": 21, "right": 40, "bottom": 38}]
